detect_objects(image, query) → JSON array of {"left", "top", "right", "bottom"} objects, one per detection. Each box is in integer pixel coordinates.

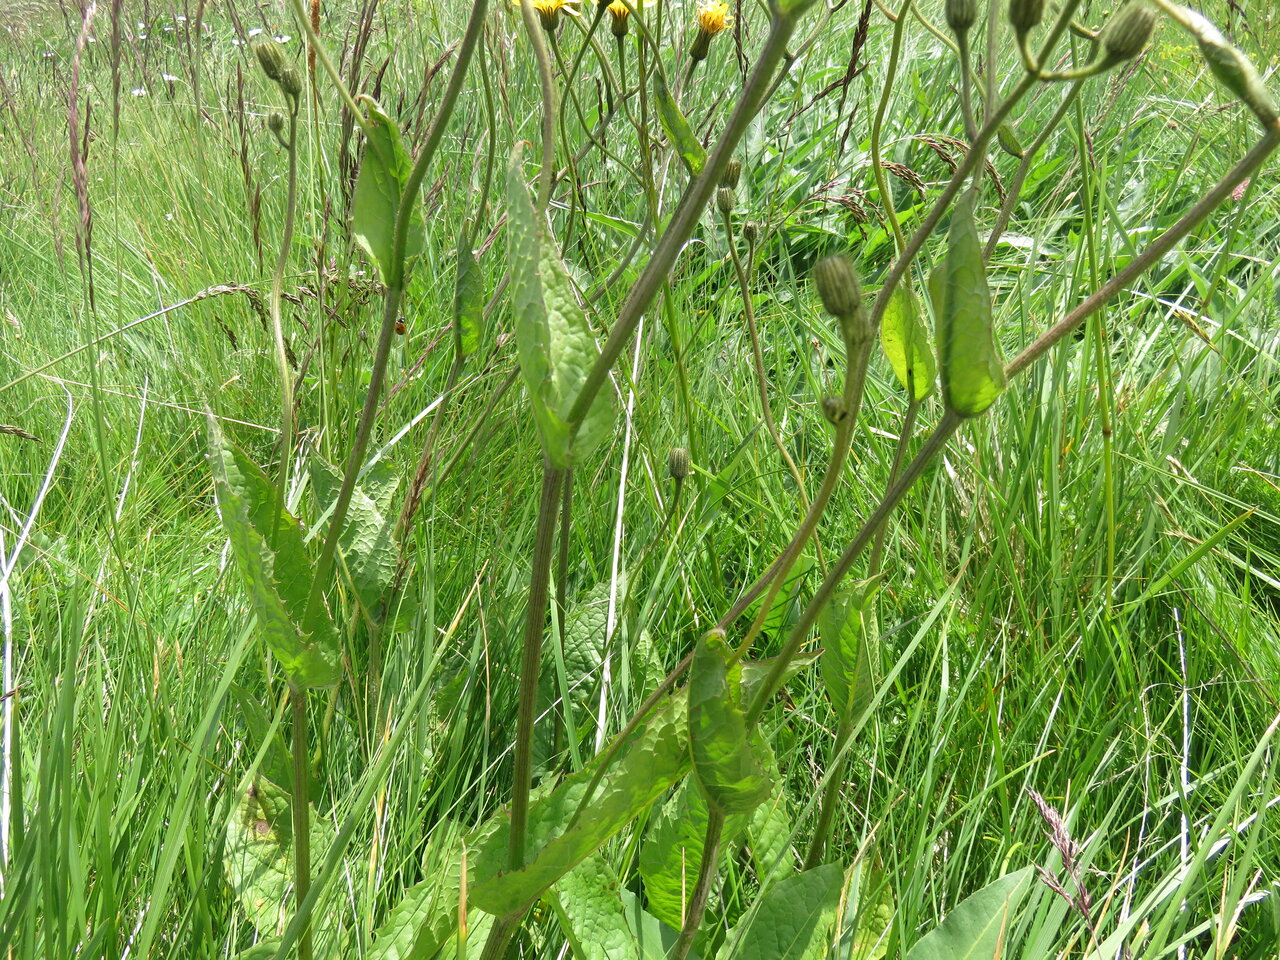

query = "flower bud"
[
  {"left": 821, "top": 397, "right": 848, "bottom": 424},
  {"left": 1008, "top": 0, "right": 1043, "bottom": 34},
  {"left": 668, "top": 447, "right": 691, "bottom": 480},
  {"left": 720, "top": 159, "right": 742, "bottom": 189},
  {"left": 716, "top": 186, "right": 736, "bottom": 215},
  {"left": 279, "top": 67, "right": 303, "bottom": 100},
  {"left": 254, "top": 40, "right": 287, "bottom": 82},
  {"left": 813, "top": 255, "right": 865, "bottom": 323},
  {"left": 1101, "top": 3, "right": 1156, "bottom": 66},
  {"left": 742, "top": 221, "right": 760, "bottom": 244},
  {"left": 608, "top": 0, "right": 630, "bottom": 37},
  {"left": 945, "top": 0, "right": 977, "bottom": 34},
  {"left": 267, "top": 111, "right": 286, "bottom": 136}
]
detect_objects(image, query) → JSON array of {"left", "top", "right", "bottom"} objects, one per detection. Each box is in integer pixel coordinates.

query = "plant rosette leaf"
[
  {"left": 207, "top": 417, "right": 340, "bottom": 687},
  {"left": 351, "top": 97, "right": 425, "bottom": 285},
  {"left": 310, "top": 458, "right": 399, "bottom": 622},
  {"left": 507, "top": 147, "right": 615, "bottom": 467},
  {"left": 547, "top": 855, "right": 642, "bottom": 960},
  {"left": 902, "top": 867, "right": 1034, "bottom": 960},
  {"left": 931, "top": 193, "right": 1005, "bottom": 418},
  {"left": 689, "top": 631, "right": 776, "bottom": 816}
]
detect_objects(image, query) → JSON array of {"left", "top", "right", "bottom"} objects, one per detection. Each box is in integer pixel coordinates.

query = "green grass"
[{"left": 2, "top": 0, "right": 1280, "bottom": 957}]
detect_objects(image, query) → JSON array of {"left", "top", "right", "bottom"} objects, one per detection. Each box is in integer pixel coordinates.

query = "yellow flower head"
[
  {"left": 509, "top": 0, "right": 581, "bottom": 31},
  {"left": 695, "top": 0, "right": 732, "bottom": 37},
  {"left": 606, "top": 0, "right": 632, "bottom": 36}
]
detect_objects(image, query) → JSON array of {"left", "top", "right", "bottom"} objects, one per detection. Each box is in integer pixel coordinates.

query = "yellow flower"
[
  {"left": 695, "top": 0, "right": 732, "bottom": 37},
  {"left": 690, "top": 0, "right": 732, "bottom": 61},
  {"left": 607, "top": 0, "right": 632, "bottom": 36},
  {"left": 509, "top": 0, "right": 581, "bottom": 31}
]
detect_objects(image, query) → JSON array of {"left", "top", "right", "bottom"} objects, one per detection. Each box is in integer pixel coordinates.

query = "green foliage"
[
  {"left": 654, "top": 72, "right": 707, "bottom": 175},
  {"left": 351, "top": 98, "right": 425, "bottom": 284},
  {"left": 902, "top": 867, "right": 1034, "bottom": 960},
  {"left": 931, "top": 193, "right": 1005, "bottom": 419},
  {"left": 717, "top": 864, "right": 844, "bottom": 960},
  {"left": 508, "top": 148, "right": 615, "bottom": 467},
  {"left": 690, "top": 632, "right": 776, "bottom": 816},
  {"left": 880, "top": 286, "right": 935, "bottom": 401},
  {"left": 207, "top": 417, "right": 340, "bottom": 687},
  {"left": 818, "top": 576, "right": 880, "bottom": 724},
  {"left": 547, "top": 856, "right": 641, "bottom": 960},
  {"left": 310, "top": 459, "right": 399, "bottom": 621}
]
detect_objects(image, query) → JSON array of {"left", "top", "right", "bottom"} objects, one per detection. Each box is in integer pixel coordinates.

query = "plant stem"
[
  {"left": 270, "top": 108, "right": 300, "bottom": 530},
  {"left": 565, "top": 9, "right": 807, "bottom": 439},
  {"left": 672, "top": 806, "right": 726, "bottom": 960},
  {"left": 289, "top": 681, "right": 313, "bottom": 960},
  {"left": 302, "top": 0, "right": 489, "bottom": 631},
  {"left": 802, "top": 713, "right": 853, "bottom": 869},
  {"left": 510, "top": 463, "right": 566, "bottom": 870}
]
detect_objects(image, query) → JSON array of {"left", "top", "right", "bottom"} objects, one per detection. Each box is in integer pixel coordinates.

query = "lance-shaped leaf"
[
  {"left": 224, "top": 779, "right": 343, "bottom": 949},
  {"left": 718, "top": 864, "right": 844, "bottom": 960},
  {"left": 311, "top": 459, "right": 398, "bottom": 621},
  {"left": 508, "top": 148, "right": 614, "bottom": 467},
  {"left": 351, "top": 97, "right": 425, "bottom": 284},
  {"left": 547, "top": 855, "right": 641, "bottom": 960},
  {"left": 454, "top": 231, "right": 484, "bottom": 356},
  {"left": 466, "top": 685, "right": 690, "bottom": 916},
  {"left": 932, "top": 193, "right": 1005, "bottom": 418},
  {"left": 207, "top": 418, "right": 340, "bottom": 687},
  {"left": 880, "top": 285, "right": 935, "bottom": 402},
  {"left": 819, "top": 576, "right": 881, "bottom": 724},
  {"left": 689, "top": 631, "right": 776, "bottom": 816},
  {"left": 640, "top": 779, "right": 751, "bottom": 929},
  {"left": 654, "top": 72, "right": 706, "bottom": 175},
  {"left": 465, "top": 656, "right": 809, "bottom": 918},
  {"left": 902, "top": 867, "right": 1034, "bottom": 960}
]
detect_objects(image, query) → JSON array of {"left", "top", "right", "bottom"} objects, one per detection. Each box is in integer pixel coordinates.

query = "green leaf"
[
  {"left": 903, "top": 867, "right": 1034, "bottom": 960},
  {"left": 207, "top": 418, "right": 340, "bottom": 687},
  {"left": 368, "top": 822, "right": 467, "bottom": 960},
  {"left": 995, "top": 124, "right": 1025, "bottom": 159},
  {"left": 466, "top": 685, "right": 691, "bottom": 916},
  {"left": 690, "top": 632, "right": 776, "bottom": 816},
  {"left": 547, "top": 855, "right": 641, "bottom": 960},
  {"left": 880, "top": 285, "right": 935, "bottom": 401},
  {"left": 933, "top": 193, "right": 1005, "bottom": 418},
  {"left": 454, "top": 232, "right": 483, "bottom": 356},
  {"left": 718, "top": 864, "right": 844, "bottom": 960},
  {"left": 507, "top": 148, "right": 614, "bottom": 467},
  {"left": 639, "top": 779, "right": 750, "bottom": 929},
  {"left": 654, "top": 72, "right": 706, "bottom": 175},
  {"left": 620, "top": 890, "right": 700, "bottom": 960},
  {"left": 224, "top": 779, "right": 341, "bottom": 946},
  {"left": 840, "top": 857, "right": 894, "bottom": 960},
  {"left": 746, "top": 787, "right": 796, "bottom": 885},
  {"left": 311, "top": 459, "right": 399, "bottom": 621},
  {"left": 818, "top": 576, "right": 881, "bottom": 724},
  {"left": 351, "top": 98, "right": 425, "bottom": 284}
]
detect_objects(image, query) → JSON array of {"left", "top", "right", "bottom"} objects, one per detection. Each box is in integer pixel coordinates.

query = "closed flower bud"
[
  {"left": 267, "top": 111, "right": 286, "bottom": 136},
  {"left": 813, "top": 255, "right": 871, "bottom": 345},
  {"left": 821, "top": 397, "right": 848, "bottom": 424},
  {"left": 254, "top": 40, "right": 287, "bottom": 82},
  {"left": 716, "top": 186, "right": 736, "bottom": 215},
  {"left": 279, "top": 67, "right": 303, "bottom": 100},
  {"left": 945, "top": 0, "right": 977, "bottom": 34},
  {"left": 1101, "top": 3, "right": 1156, "bottom": 66},
  {"left": 721, "top": 159, "right": 742, "bottom": 189},
  {"left": 668, "top": 447, "right": 691, "bottom": 480},
  {"left": 742, "top": 221, "right": 760, "bottom": 244},
  {"left": 1008, "top": 0, "right": 1043, "bottom": 34}
]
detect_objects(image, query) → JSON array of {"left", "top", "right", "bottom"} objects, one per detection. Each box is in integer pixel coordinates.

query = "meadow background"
[{"left": 2, "top": 0, "right": 1280, "bottom": 956}]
